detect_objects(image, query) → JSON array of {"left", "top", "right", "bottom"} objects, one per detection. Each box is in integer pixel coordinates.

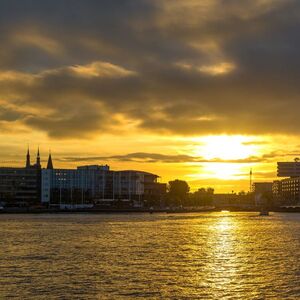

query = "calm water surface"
[{"left": 1, "top": 212, "right": 300, "bottom": 299}]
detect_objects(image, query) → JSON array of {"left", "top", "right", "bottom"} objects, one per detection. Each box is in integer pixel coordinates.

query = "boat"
[{"left": 259, "top": 210, "right": 269, "bottom": 216}]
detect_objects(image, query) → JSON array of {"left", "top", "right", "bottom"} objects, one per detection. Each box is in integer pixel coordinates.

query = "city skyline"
[{"left": 1, "top": 1, "right": 300, "bottom": 192}]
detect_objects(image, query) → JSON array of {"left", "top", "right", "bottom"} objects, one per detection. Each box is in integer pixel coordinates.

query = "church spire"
[
  {"left": 47, "top": 151, "right": 53, "bottom": 169},
  {"left": 36, "top": 147, "right": 41, "bottom": 168},
  {"left": 26, "top": 146, "right": 31, "bottom": 168}
]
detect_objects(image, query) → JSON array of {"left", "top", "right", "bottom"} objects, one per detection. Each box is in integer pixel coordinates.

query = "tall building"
[
  {"left": 277, "top": 161, "right": 300, "bottom": 177},
  {"left": 0, "top": 148, "right": 42, "bottom": 206},
  {"left": 278, "top": 178, "right": 300, "bottom": 206},
  {"left": 273, "top": 159, "right": 300, "bottom": 206},
  {"left": 272, "top": 180, "right": 282, "bottom": 206}
]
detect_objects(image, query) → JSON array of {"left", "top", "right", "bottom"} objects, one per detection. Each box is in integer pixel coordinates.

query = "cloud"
[
  {"left": 70, "top": 62, "right": 137, "bottom": 78},
  {"left": 59, "top": 151, "right": 275, "bottom": 164},
  {"left": 0, "top": 0, "right": 300, "bottom": 138}
]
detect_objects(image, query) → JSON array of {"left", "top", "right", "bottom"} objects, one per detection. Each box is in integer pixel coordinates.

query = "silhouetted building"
[
  {"left": 26, "top": 148, "right": 31, "bottom": 168},
  {"left": 278, "top": 178, "right": 300, "bottom": 206},
  {"left": 112, "top": 170, "right": 166, "bottom": 205},
  {"left": 1, "top": 149, "right": 166, "bottom": 208},
  {"left": 272, "top": 180, "right": 282, "bottom": 206},
  {"left": 273, "top": 159, "right": 300, "bottom": 206},
  {"left": 0, "top": 148, "right": 41, "bottom": 206},
  {"left": 252, "top": 182, "right": 273, "bottom": 194},
  {"left": 47, "top": 152, "right": 53, "bottom": 169},
  {"left": 252, "top": 182, "right": 273, "bottom": 206},
  {"left": 213, "top": 193, "right": 254, "bottom": 209},
  {"left": 277, "top": 161, "right": 300, "bottom": 177}
]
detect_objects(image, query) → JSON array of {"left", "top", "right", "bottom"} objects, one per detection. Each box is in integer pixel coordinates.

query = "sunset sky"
[{"left": 1, "top": 0, "right": 300, "bottom": 192}]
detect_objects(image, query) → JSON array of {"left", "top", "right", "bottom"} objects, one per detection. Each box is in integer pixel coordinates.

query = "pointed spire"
[
  {"left": 47, "top": 150, "right": 53, "bottom": 169},
  {"left": 36, "top": 146, "right": 41, "bottom": 168},
  {"left": 26, "top": 146, "right": 31, "bottom": 168}
]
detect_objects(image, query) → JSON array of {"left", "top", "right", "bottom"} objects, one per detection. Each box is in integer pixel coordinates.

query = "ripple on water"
[{"left": 0, "top": 212, "right": 300, "bottom": 299}]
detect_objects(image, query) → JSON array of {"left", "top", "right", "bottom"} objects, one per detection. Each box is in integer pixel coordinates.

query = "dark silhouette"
[
  {"left": 47, "top": 152, "right": 53, "bottom": 169},
  {"left": 167, "top": 179, "right": 190, "bottom": 206},
  {"left": 189, "top": 187, "right": 214, "bottom": 206}
]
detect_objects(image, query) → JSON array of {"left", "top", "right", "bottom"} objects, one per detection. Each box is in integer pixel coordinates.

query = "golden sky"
[{"left": 1, "top": 0, "right": 300, "bottom": 192}]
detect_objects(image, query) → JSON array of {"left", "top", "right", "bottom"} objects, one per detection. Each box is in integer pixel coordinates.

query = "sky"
[{"left": 1, "top": 0, "right": 300, "bottom": 192}]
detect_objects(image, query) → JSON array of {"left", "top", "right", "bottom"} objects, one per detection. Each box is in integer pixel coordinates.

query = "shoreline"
[{"left": 1, "top": 207, "right": 300, "bottom": 214}]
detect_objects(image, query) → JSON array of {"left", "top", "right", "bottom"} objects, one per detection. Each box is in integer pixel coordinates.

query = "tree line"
[{"left": 165, "top": 179, "right": 214, "bottom": 207}]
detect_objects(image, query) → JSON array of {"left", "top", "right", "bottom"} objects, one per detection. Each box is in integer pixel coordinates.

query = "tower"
[
  {"left": 36, "top": 147, "right": 41, "bottom": 168},
  {"left": 47, "top": 151, "right": 53, "bottom": 169},
  {"left": 26, "top": 147, "right": 31, "bottom": 168},
  {"left": 249, "top": 168, "right": 253, "bottom": 193}
]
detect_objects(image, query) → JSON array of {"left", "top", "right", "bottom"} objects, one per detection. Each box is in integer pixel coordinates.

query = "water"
[{"left": 1, "top": 212, "right": 300, "bottom": 299}]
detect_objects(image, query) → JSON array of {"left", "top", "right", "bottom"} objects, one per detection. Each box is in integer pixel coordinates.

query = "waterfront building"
[
  {"left": 212, "top": 193, "right": 254, "bottom": 209},
  {"left": 277, "top": 160, "right": 300, "bottom": 177},
  {"left": 272, "top": 159, "right": 300, "bottom": 206},
  {"left": 277, "top": 177, "right": 300, "bottom": 206},
  {"left": 272, "top": 180, "right": 282, "bottom": 206},
  {"left": 41, "top": 166, "right": 166, "bottom": 207},
  {"left": 0, "top": 148, "right": 41, "bottom": 206},
  {"left": 1, "top": 148, "right": 167, "bottom": 208},
  {"left": 252, "top": 182, "right": 273, "bottom": 206},
  {"left": 252, "top": 182, "right": 273, "bottom": 194},
  {"left": 41, "top": 164, "right": 112, "bottom": 206}
]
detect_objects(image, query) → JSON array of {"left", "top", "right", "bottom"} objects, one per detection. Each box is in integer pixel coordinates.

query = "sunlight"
[
  {"left": 196, "top": 135, "right": 255, "bottom": 160},
  {"left": 188, "top": 162, "right": 246, "bottom": 180}
]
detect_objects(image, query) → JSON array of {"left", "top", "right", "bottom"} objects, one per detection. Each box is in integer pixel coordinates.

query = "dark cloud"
[
  {"left": 59, "top": 151, "right": 277, "bottom": 164},
  {"left": 0, "top": 0, "right": 300, "bottom": 138}
]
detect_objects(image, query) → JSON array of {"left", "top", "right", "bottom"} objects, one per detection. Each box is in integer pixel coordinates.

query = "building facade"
[
  {"left": 0, "top": 167, "right": 41, "bottom": 206},
  {"left": 0, "top": 149, "right": 166, "bottom": 208},
  {"left": 272, "top": 160, "right": 300, "bottom": 206},
  {"left": 0, "top": 148, "right": 42, "bottom": 206},
  {"left": 278, "top": 177, "right": 300, "bottom": 206},
  {"left": 41, "top": 166, "right": 166, "bottom": 207},
  {"left": 277, "top": 161, "right": 300, "bottom": 177},
  {"left": 41, "top": 165, "right": 111, "bottom": 205}
]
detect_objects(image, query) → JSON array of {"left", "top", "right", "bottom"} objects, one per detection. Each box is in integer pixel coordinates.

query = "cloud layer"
[
  {"left": 1, "top": 0, "right": 300, "bottom": 138},
  {"left": 59, "top": 150, "right": 283, "bottom": 164}
]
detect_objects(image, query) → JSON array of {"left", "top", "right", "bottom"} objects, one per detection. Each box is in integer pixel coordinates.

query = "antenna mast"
[{"left": 249, "top": 168, "right": 253, "bottom": 193}]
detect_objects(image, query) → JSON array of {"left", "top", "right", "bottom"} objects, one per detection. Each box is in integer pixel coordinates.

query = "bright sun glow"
[
  {"left": 203, "top": 163, "right": 245, "bottom": 180},
  {"left": 188, "top": 162, "right": 249, "bottom": 180},
  {"left": 198, "top": 135, "right": 255, "bottom": 160},
  {"left": 187, "top": 135, "right": 261, "bottom": 181}
]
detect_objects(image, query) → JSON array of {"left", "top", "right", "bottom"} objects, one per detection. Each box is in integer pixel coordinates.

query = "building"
[
  {"left": 277, "top": 160, "right": 300, "bottom": 177},
  {"left": 278, "top": 177, "right": 300, "bottom": 206},
  {"left": 41, "top": 164, "right": 166, "bottom": 207},
  {"left": 113, "top": 170, "right": 166, "bottom": 201},
  {"left": 252, "top": 182, "right": 273, "bottom": 206},
  {"left": 272, "top": 160, "right": 300, "bottom": 206},
  {"left": 213, "top": 193, "right": 254, "bottom": 209},
  {"left": 0, "top": 148, "right": 42, "bottom": 206},
  {"left": 252, "top": 182, "right": 273, "bottom": 194},
  {"left": 272, "top": 180, "right": 282, "bottom": 206},
  {"left": 0, "top": 148, "right": 167, "bottom": 208},
  {"left": 41, "top": 164, "right": 112, "bottom": 206}
]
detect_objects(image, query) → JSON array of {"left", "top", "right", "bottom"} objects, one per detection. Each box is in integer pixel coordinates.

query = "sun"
[
  {"left": 187, "top": 135, "right": 260, "bottom": 182},
  {"left": 194, "top": 135, "right": 256, "bottom": 160}
]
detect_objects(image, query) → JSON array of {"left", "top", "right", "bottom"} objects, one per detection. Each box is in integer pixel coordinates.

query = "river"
[{"left": 1, "top": 212, "right": 300, "bottom": 299}]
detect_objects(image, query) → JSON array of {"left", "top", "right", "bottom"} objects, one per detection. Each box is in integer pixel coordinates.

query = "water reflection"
[{"left": 1, "top": 213, "right": 300, "bottom": 299}]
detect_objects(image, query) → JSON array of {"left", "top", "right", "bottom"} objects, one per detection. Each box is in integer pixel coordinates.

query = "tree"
[
  {"left": 191, "top": 187, "right": 214, "bottom": 206},
  {"left": 168, "top": 180, "right": 190, "bottom": 206}
]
